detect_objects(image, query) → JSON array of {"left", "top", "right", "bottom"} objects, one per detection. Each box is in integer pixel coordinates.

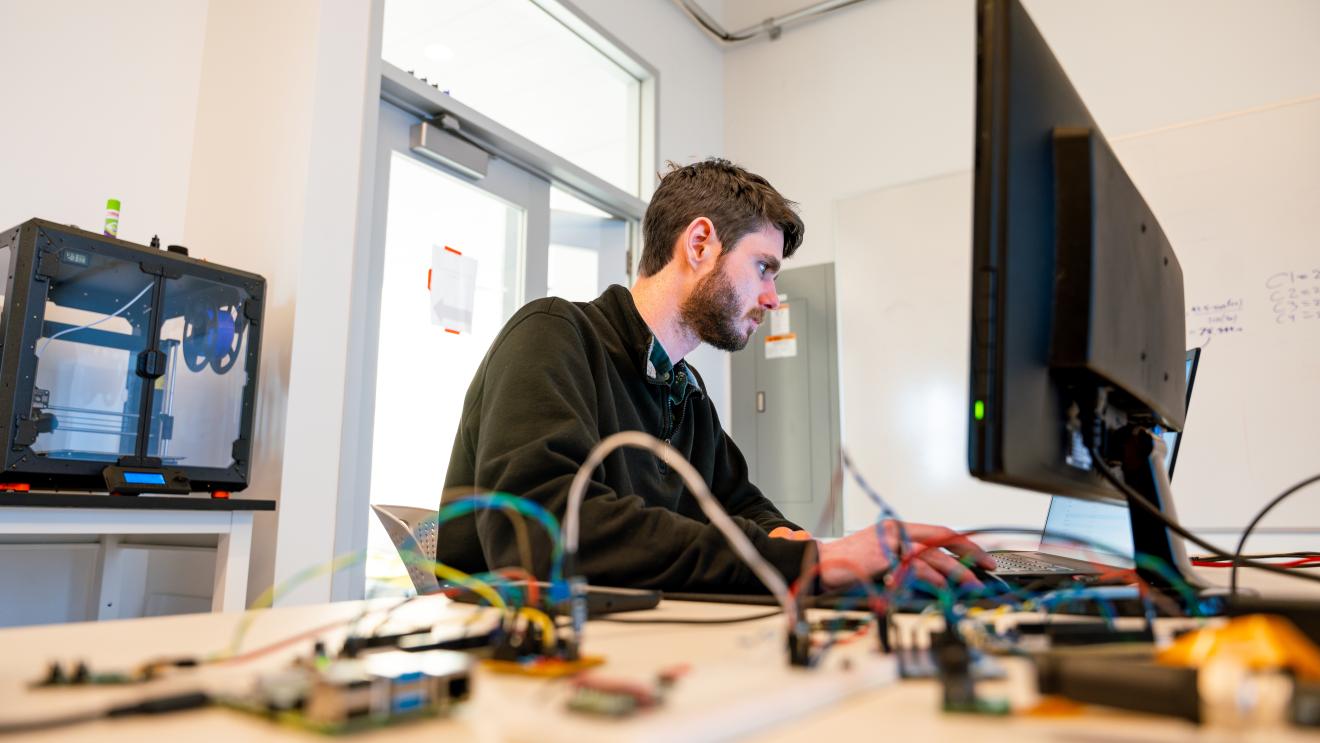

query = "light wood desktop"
[{"left": 0, "top": 567, "right": 1316, "bottom": 742}]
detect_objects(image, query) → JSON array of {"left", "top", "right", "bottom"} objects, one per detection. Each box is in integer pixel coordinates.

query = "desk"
[
  {"left": 0, "top": 567, "right": 1316, "bottom": 742},
  {"left": 0, "top": 493, "right": 274, "bottom": 616}
]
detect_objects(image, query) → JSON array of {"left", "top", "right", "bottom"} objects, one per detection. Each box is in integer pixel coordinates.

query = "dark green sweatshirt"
[{"left": 438, "top": 285, "right": 811, "bottom": 592}]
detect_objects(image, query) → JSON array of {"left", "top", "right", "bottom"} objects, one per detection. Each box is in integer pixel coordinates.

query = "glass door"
[
  {"left": 547, "top": 186, "right": 631, "bottom": 301},
  {"left": 363, "top": 100, "right": 549, "bottom": 596}
]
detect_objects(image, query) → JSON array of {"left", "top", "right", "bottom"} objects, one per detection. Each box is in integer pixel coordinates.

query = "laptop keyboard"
[{"left": 992, "top": 553, "right": 1077, "bottom": 574}]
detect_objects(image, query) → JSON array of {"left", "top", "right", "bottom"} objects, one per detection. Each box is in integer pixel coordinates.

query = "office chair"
[{"left": 371, "top": 504, "right": 441, "bottom": 595}]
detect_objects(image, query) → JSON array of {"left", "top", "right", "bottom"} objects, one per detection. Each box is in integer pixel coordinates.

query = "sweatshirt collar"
[{"left": 594, "top": 285, "right": 703, "bottom": 399}]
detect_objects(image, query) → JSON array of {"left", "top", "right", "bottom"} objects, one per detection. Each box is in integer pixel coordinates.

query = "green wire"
[
  {"left": 215, "top": 492, "right": 568, "bottom": 660},
  {"left": 427, "top": 493, "right": 566, "bottom": 582}
]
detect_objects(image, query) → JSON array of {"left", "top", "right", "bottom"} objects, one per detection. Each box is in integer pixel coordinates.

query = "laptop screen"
[{"left": 1041, "top": 349, "right": 1200, "bottom": 566}]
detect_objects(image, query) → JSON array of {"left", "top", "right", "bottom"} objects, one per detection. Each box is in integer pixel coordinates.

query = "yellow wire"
[
  {"left": 391, "top": 547, "right": 506, "bottom": 609},
  {"left": 429, "top": 560, "right": 507, "bottom": 610},
  {"left": 221, "top": 550, "right": 366, "bottom": 658},
  {"left": 518, "top": 606, "right": 558, "bottom": 651},
  {"left": 220, "top": 549, "right": 507, "bottom": 661}
]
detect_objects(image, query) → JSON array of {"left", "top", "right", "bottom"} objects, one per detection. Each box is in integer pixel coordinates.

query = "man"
[{"left": 438, "top": 158, "right": 992, "bottom": 592}]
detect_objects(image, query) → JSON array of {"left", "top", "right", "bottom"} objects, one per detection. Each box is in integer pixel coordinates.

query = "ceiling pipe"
[{"left": 672, "top": 0, "right": 872, "bottom": 44}]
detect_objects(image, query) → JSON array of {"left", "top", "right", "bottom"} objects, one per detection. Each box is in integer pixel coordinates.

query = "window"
[
  {"left": 383, "top": 0, "right": 646, "bottom": 196},
  {"left": 548, "top": 186, "right": 630, "bottom": 301}
]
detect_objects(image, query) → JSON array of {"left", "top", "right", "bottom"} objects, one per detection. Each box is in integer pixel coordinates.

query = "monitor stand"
[{"left": 1111, "top": 426, "right": 1216, "bottom": 611}]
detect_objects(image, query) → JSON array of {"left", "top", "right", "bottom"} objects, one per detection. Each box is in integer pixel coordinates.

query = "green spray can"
[{"left": 104, "top": 198, "right": 121, "bottom": 237}]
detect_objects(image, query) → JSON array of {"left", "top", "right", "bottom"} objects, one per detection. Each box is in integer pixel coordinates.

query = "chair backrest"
[{"left": 371, "top": 504, "right": 441, "bottom": 594}]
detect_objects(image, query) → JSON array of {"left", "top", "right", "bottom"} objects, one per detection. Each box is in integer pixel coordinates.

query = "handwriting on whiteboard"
[
  {"left": 1187, "top": 298, "right": 1244, "bottom": 342},
  {"left": 1265, "top": 269, "right": 1320, "bottom": 324}
]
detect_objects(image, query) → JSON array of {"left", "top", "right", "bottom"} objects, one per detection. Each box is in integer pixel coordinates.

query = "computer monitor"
[
  {"left": 1157, "top": 348, "right": 1200, "bottom": 480},
  {"left": 967, "top": 0, "right": 1199, "bottom": 595},
  {"left": 1042, "top": 348, "right": 1200, "bottom": 566}
]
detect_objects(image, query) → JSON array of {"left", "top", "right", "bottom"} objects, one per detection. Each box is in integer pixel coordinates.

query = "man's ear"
[{"left": 681, "top": 217, "right": 719, "bottom": 271}]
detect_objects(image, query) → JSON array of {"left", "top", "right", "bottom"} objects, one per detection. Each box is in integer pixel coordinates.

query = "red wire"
[
  {"left": 790, "top": 557, "right": 886, "bottom": 612},
  {"left": 1194, "top": 556, "right": 1320, "bottom": 568},
  {"left": 888, "top": 530, "right": 1178, "bottom": 613},
  {"left": 213, "top": 618, "right": 351, "bottom": 666},
  {"left": 492, "top": 567, "right": 541, "bottom": 606}
]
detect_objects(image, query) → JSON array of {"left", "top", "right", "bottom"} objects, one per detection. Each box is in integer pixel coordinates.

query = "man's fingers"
[
  {"left": 886, "top": 554, "right": 946, "bottom": 590},
  {"left": 769, "top": 526, "right": 813, "bottom": 541},
  {"left": 910, "top": 560, "right": 947, "bottom": 589},
  {"left": 917, "top": 546, "right": 983, "bottom": 587},
  {"left": 912, "top": 524, "right": 995, "bottom": 571},
  {"left": 943, "top": 536, "right": 997, "bottom": 571}
]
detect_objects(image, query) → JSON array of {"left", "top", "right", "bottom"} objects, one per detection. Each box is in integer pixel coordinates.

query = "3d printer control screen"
[{"left": 122, "top": 472, "right": 167, "bottom": 485}]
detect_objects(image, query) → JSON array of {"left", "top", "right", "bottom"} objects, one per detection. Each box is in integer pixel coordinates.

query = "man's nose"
[{"left": 760, "top": 288, "right": 780, "bottom": 311}]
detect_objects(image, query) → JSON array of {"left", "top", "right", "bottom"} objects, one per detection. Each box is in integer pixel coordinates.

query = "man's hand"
[
  {"left": 815, "top": 521, "right": 995, "bottom": 591},
  {"left": 769, "top": 526, "right": 812, "bottom": 541}
]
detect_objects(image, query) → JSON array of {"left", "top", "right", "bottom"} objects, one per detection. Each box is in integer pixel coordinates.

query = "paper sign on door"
[
  {"left": 767, "top": 303, "right": 791, "bottom": 336},
  {"left": 765, "top": 333, "right": 797, "bottom": 359},
  {"left": 430, "top": 245, "right": 478, "bottom": 334}
]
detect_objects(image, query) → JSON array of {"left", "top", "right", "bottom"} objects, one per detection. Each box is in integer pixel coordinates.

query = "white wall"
[
  {"left": 723, "top": 0, "right": 1320, "bottom": 267},
  {"left": 182, "top": 0, "right": 381, "bottom": 607},
  {"left": 0, "top": 0, "right": 209, "bottom": 242},
  {"left": 0, "top": 0, "right": 380, "bottom": 614},
  {"left": 721, "top": 0, "right": 1320, "bottom": 534},
  {"left": 0, "top": 0, "right": 212, "bottom": 625}
]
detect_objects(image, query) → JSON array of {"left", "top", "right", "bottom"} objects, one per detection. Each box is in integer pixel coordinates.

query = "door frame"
[{"left": 334, "top": 98, "right": 552, "bottom": 598}]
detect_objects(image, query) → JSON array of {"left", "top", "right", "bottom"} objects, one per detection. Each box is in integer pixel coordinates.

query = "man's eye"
[{"left": 758, "top": 262, "right": 768, "bottom": 276}]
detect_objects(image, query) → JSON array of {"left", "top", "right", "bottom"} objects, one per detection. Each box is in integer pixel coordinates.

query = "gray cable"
[
  {"left": 36, "top": 282, "right": 155, "bottom": 357},
  {"left": 563, "top": 431, "right": 800, "bottom": 631}
]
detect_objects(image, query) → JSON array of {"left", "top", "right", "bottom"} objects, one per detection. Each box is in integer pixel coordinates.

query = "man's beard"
[{"left": 679, "top": 262, "right": 764, "bottom": 352}]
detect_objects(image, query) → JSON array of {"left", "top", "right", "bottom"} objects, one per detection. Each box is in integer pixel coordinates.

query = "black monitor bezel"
[{"left": 967, "top": 0, "right": 1186, "bottom": 505}]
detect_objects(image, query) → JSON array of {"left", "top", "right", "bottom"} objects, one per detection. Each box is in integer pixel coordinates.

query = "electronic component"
[
  {"left": 481, "top": 610, "right": 604, "bottom": 678},
  {"left": 1034, "top": 651, "right": 1200, "bottom": 723},
  {"left": 484, "top": 614, "right": 597, "bottom": 676},
  {"left": 226, "top": 650, "right": 473, "bottom": 734},
  {"left": 564, "top": 666, "right": 687, "bottom": 718},
  {"left": 32, "top": 657, "right": 199, "bottom": 687},
  {"left": 933, "top": 629, "right": 1010, "bottom": 715},
  {"left": 482, "top": 655, "right": 605, "bottom": 678},
  {"left": 996, "top": 619, "right": 1155, "bottom": 650},
  {"left": 0, "top": 219, "right": 264, "bottom": 495},
  {"left": 787, "top": 621, "right": 813, "bottom": 667},
  {"left": 443, "top": 579, "right": 660, "bottom": 618},
  {"left": 967, "top": 0, "right": 1205, "bottom": 604},
  {"left": 182, "top": 296, "right": 247, "bottom": 374}
]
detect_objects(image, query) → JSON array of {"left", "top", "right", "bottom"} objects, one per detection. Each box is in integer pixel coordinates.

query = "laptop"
[
  {"left": 442, "top": 580, "right": 661, "bottom": 617},
  {"left": 988, "top": 348, "right": 1201, "bottom": 580}
]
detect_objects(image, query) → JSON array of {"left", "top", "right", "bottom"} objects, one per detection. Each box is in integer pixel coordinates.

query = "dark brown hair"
[{"left": 638, "top": 159, "right": 804, "bottom": 277}]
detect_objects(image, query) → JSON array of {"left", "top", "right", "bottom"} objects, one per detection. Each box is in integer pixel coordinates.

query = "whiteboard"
[{"left": 835, "top": 98, "right": 1320, "bottom": 540}]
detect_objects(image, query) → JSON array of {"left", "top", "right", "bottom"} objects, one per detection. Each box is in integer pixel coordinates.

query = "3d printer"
[{"left": 0, "top": 219, "right": 265, "bottom": 495}]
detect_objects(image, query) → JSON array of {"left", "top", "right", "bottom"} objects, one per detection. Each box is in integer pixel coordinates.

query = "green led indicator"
[{"left": 973, "top": 400, "right": 985, "bottom": 421}]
